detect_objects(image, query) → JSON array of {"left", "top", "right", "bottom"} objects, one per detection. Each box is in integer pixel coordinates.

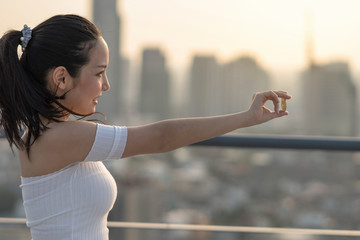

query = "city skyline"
[
  {"left": 1, "top": 0, "right": 359, "bottom": 132},
  {"left": 1, "top": 0, "right": 360, "bottom": 77}
]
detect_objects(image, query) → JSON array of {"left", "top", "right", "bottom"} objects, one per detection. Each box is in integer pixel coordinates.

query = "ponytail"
[
  {"left": 0, "top": 15, "right": 101, "bottom": 156},
  {"left": 0, "top": 30, "right": 57, "bottom": 154}
]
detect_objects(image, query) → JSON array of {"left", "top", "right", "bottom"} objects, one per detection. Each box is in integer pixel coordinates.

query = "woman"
[{"left": 0, "top": 15, "right": 290, "bottom": 240}]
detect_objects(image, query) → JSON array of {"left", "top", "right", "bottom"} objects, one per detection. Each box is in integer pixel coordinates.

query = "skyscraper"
[
  {"left": 301, "top": 62, "right": 357, "bottom": 136},
  {"left": 188, "top": 55, "right": 221, "bottom": 116},
  {"left": 301, "top": 12, "right": 357, "bottom": 136},
  {"left": 139, "top": 48, "right": 170, "bottom": 120},
  {"left": 92, "top": 0, "right": 124, "bottom": 122},
  {"left": 188, "top": 55, "right": 270, "bottom": 117},
  {"left": 222, "top": 56, "right": 270, "bottom": 114}
]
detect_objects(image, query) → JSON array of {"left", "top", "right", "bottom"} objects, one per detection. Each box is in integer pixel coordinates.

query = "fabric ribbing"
[
  {"left": 20, "top": 124, "right": 127, "bottom": 240},
  {"left": 84, "top": 124, "right": 127, "bottom": 162}
]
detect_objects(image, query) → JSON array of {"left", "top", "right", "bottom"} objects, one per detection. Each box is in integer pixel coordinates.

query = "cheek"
[
  {"left": 86, "top": 82, "right": 102, "bottom": 99},
  {"left": 83, "top": 79, "right": 101, "bottom": 95},
  {"left": 94, "top": 81, "right": 102, "bottom": 94}
]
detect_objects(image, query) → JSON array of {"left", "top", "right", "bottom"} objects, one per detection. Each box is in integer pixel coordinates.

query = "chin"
[{"left": 76, "top": 108, "right": 96, "bottom": 116}]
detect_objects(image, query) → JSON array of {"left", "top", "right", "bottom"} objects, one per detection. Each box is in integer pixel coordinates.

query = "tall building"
[
  {"left": 93, "top": 0, "right": 124, "bottom": 122},
  {"left": 300, "top": 12, "right": 357, "bottom": 136},
  {"left": 188, "top": 55, "right": 222, "bottom": 116},
  {"left": 222, "top": 56, "right": 270, "bottom": 114},
  {"left": 301, "top": 62, "right": 357, "bottom": 136},
  {"left": 188, "top": 55, "right": 270, "bottom": 117},
  {"left": 138, "top": 48, "right": 170, "bottom": 120}
]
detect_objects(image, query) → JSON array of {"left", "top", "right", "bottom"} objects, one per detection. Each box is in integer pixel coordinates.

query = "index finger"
[
  {"left": 260, "top": 91, "right": 281, "bottom": 113},
  {"left": 274, "top": 90, "right": 291, "bottom": 99}
]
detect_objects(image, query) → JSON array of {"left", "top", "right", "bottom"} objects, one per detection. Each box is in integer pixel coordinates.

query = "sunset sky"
[{"left": 1, "top": 0, "right": 360, "bottom": 76}]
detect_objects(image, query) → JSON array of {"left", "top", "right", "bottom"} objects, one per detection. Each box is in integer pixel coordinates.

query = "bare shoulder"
[
  {"left": 45, "top": 120, "right": 98, "bottom": 140},
  {"left": 20, "top": 121, "right": 98, "bottom": 177}
]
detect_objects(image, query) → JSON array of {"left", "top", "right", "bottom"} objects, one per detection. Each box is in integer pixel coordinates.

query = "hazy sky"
[{"left": 1, "top": 0, "right": 360, "bottom": 75}]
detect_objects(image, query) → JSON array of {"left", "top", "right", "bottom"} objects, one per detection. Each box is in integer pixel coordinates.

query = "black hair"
[{"left": 0, "top": 14, "right": 102, "bottom": 156}]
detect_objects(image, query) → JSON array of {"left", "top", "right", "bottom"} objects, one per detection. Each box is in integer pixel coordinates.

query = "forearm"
[
  {"left": 151, "top": 110, "right": 254, "bottom": 152},
  {"left": 123, "top": 91, "right": 290, "bottom": 158}
]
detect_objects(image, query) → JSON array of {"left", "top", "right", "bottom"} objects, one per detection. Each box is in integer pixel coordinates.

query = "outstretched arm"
[{"left": 122, "top": 90, "right": 291, "bottom": 158}]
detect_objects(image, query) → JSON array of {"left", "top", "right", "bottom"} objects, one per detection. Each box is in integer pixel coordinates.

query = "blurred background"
[{"left": 1, "top": 0, "right": 360, "bottom": 239}]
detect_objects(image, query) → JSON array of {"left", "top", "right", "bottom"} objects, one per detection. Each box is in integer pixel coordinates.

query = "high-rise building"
[
  {"left": 92, "top": 0, "right": 124, "bottom": 122},
  {"left": 188, "top": 55, "right": 270, "bottom": 117},
  {"left": 222, "top": 56, "right": 270, "bottom": 114},
  {"left": 188, "top": 55, "right": 221, "bottom": 116},
  {"left": 301, "top": 12, "right": 357, "bottom": 136},
  {"left": 138, "top": 48, "right": 170, "bottom": 120},
  {"left": 301, "top": 62, "right": 357, "bottom": 136}
]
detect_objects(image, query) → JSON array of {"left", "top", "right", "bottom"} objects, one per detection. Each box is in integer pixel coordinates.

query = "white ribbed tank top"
[{"left": 20, "top": 124, "right": 127, "bottom": 240}]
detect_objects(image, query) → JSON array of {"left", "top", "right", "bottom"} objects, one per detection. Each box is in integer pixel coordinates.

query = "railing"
[
  {"left": 1, "top": 217, "right": 360, "bottom": 237},
  {"left": 3, "top": 134, "right": 360, "bottom": 151},
  {"left": 0, "top": 217, "right": 360, "bottom": 237},
  {"left": 193, "top": 134, "right": 360, "bottom": 151},
  {"left": 2, "top": 134, "right": 360, "bottom": 237}
]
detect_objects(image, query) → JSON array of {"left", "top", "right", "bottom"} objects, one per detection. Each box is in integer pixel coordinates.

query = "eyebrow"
[{"left": 94, "top": 65, "right": 107, "bottom": 69}]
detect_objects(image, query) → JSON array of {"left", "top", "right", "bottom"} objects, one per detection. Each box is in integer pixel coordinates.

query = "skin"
[{"left": 19, "top": 37, "right": 291, "bottom": 177}]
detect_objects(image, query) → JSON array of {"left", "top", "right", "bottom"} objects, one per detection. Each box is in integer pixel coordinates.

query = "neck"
[{"left": 40, "top": 113, "right": 71, "bottom": 126}]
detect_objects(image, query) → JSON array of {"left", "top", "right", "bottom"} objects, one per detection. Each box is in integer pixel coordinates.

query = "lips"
[{"left": 93, "top": 96, "right": 101, "bottom": 104}]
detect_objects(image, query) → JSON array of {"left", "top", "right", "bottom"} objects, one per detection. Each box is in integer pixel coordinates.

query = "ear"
[{"left": 51, "top": 66, "right": 72, "bottom": 91}]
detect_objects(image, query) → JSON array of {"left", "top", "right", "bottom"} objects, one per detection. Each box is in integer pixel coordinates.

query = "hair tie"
[{"left": 20, "top": 24, "right": 32, "bottom": 52}]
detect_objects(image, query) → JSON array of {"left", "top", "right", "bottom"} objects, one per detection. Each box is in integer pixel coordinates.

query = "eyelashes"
[{"left": 96, "top": 71, "right": 104, "bottom": 77}]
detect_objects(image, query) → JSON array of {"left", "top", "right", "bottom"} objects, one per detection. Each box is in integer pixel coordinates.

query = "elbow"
[
  {"left": 155, "top": 129, "right": 175, "bottom": 154},
  {"left": 141, "top": 119, "right": 189, "bottom": 154},
  {"left": 153, "top": 120, "right": 180, "bottom": 153}
]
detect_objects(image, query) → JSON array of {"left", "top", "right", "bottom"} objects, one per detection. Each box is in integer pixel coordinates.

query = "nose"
[{"left": 102, "top": 74, "right": 110, "bottom": 92}]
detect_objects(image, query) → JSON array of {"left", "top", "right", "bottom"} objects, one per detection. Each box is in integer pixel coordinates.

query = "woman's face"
[{"left": 63, "top": 37, "right": 110, "bottom": 115}]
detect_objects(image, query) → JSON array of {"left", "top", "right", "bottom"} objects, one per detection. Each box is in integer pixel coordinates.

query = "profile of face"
[{"left": 50, "top": 37, "right": 110, "bottom": 115}]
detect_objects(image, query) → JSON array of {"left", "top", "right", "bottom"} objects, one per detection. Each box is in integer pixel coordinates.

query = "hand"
[{"left": 248, "top": 90, "right": 291, "bottom": 125}]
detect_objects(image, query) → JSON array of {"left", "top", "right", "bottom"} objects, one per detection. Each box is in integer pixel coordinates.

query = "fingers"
[
  {"left": 273, "top": 90, "right": 291, "bottom": 113},
  {"left": 263, "top": 91, "right": 280, "bottom": 113},
  {"left": 253, "top": 90, "right": 291, "bottom": 114},
  {"left": 274, "top": 90, "right": 291, "bottom": 99},
  {"left": 275, "top": 91, "right": 291, "bottom": 115},
  {"left": 262, "top": 90, "right": 291, "bottom": 100}
]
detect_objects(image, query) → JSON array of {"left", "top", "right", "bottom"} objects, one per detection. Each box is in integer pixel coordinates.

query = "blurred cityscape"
[{"left": 1, "top": 0, "right": 360, "bottom": 239}]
